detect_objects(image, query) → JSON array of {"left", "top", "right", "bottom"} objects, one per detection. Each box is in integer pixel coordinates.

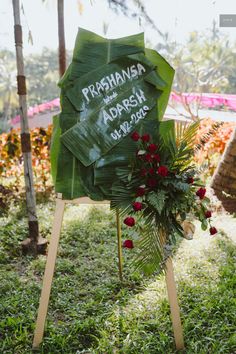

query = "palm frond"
[
  {"left": 172, "top": 121, "right": 200, "bottom": 169},
  {"left": 181, "top": 121, "right": 200, "bottom": 148},
  {"left": 131, "top": 224, "right": 166, "bottom": 275},
  {"left": 175, "top": 120, "right": 199, "bottom": 148},
  {"left": 110, "top": 182, "right": 133, "bottom": 216},
  {"left": 175, "top": 120, "right": 188, "bottom": 146}
]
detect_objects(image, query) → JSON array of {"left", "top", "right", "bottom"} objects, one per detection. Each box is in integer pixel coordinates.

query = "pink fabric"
[
  {"left": 11, "top": 93, "right": 236, "bottom": 126},
  {"left": 11, "top": 98, "right": 60, "bottom": 125},
  {"left": 170, "top": 92, "right": 236, "bottom": 111}
]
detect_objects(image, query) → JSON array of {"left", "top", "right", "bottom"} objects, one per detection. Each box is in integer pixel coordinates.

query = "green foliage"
[
  {"left": 0, "top": 126, "right": 53, "bottom": 209},
  {"left": 53, "top": 28, "right": 174, "bottom": 201},
  {"left": 170, "top": 121, "right": 199, "bottom": 170},
  {"left": 0, "top": 28, "right": 235, "bottom": 133},
  {"left": 0, "top": 204, "right": 235, "bottom": 353},
  {"left": 157, "top": 27, "right": 236, "bottom": 94},
  {"left": 0, "top": 50, "right": 18, "bottom": 132},
  {"left": 50, "top": 115, "right": 61, "bottom": 185},
  {"left": 146, "top": 190, "right": 166, "bottom": 215},
  {"left": 24, "top": 48, "right": 61, "bottom": 106},
  {"left": 110, "top": 121, "right": 209, "bottom": 274},
  {"left": 131, "top": 225, "right": 165, "bottom": 276},
  {"left": 0, "top": 49, "right": 72, "bottom": 133}
]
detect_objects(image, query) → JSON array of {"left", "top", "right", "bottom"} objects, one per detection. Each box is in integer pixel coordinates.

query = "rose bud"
[
  {"left": 133, "top": 202, "right": 143, "bottom": 211},
  {"left": 148, "top": 143, "right": 158, "bottom": 153},
  {"left": 136, "top": 187, "right": 146, "bottom": 197},
  {"left": 148, "top": 167, "right": 155, "bottom": 175},
  {"left": 187, "top": 177, "right": 194, "bottom": 184},
  {"left": 210, "top": 226, "right": 217, "bottom": 235},
  {"left": 196, "top": 187, "right": 206, "bottom": 199},
  {"left": 131, "top": 131, "right": 140, "bottom": 141},
  {"left": 147, "top": 178, "right": 158, "bottom": 188},
  {"left": 153, "top": 154, "right": 161, "bottom": 162},
  {"left": 140, "top": 168, "right": 147, "bottom": 177},
  {"left": 157, "top": 166, "right": 168, "bottom": 177},
  {"left": 124, "top": 217, "right": 135, "bottom": 227},
  {"left": 205, "top": 210, "right": 212, "bottom": 218},
  {"left": 141, "top": 134, "right": 150, "bottom": 142},
  {"left": 145, "top": 153, "right": 152, "bottom": 162},
  {"left": 123, "top": 239, "right": 134, "bottom": 248}
]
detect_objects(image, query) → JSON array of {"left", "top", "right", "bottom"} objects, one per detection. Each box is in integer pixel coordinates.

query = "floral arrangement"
[
  {"left": 111, "top": 122, "right": 218, "bottom": 274},
  {"left": 0, "top": 126, "right": 53, "bottom": 213},
  {"left": 0, "top": 127, "right": 52, "bottom": 192}
]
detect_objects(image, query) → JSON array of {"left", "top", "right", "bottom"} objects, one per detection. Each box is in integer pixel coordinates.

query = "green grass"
[{"left": 0, "top": 202, "right": 236, "bottom": 353}]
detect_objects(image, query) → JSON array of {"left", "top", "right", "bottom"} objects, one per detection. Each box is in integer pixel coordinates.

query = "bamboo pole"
[
  {"left": 12, "top": 0, "right": 47, "bottom": 254},
  {"left": 116, "top": 210, "right": 123, "bottom": 281}
]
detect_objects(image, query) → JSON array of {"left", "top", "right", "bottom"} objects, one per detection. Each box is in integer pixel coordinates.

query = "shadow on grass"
[
  {"left": 91, "top": 236, "right": 236, "bottom": 354},
  {"left": 177, "top": 235, "right": 236, "bottom": 354},
  {"left": 0, "top": 207, "right": 235, "bottom": 353}
]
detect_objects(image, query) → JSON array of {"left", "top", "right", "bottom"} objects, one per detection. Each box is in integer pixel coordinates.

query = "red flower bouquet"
[{"left": 111, "top": 123, "right": 217, "bottom": 274}]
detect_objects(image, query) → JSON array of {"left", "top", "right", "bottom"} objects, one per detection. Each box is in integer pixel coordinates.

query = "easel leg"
[
  {"left": 165, "top": 257, "right": 184, "bottom": 350},
  {"left": 116, "top": 210, "right": 123, "bottom": 281},
  {"left": 33, "top": 198, "right": 65, "bottom": 348}
]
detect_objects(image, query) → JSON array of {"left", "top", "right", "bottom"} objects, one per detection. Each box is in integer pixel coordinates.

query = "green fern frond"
[
  {"left": 146, "top": 190, "right": 166, "bottom": 215},
  {"left": 131, "top": 224, "right": 165, "bottom": 275}
]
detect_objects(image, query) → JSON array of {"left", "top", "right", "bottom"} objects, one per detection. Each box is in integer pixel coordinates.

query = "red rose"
[
  {"left": 148, "top": 144, "right": 158, "bottom": 153},
  {"left": 131, "top": 131, "right": 140, "bottom": 141},
  {"left": 153, "top": 154, "right": 161, "bottom": 162},
  {"left": 145, "top": 153, "right": 152, "bottom": 162},
  {"left": 187, "top": 177, "right": 194, "bottom": 184},
  {"left": 196, "top": 187, "right": 206, "bottom": 199},
  {"left": 124, "top": 217, "right": 135, "bottom": 227},
  {"left": 148, "top": 168, "right": 155, "bottom": 175},
  {"left": 140, "top": 168, "right": 147, "bottom": 177},
  {"left": 133, "top": 202, "right": 143, "bottom": 211},
  {"left": 147, "top": 178, "right": 157, "bottom": 188},
  {"left": 123, "top": 239, "right": 134, "bottom": 248},
  {"left": 141, "top": 134, "right": 150, "bottom": 142},
  {"left": 210, "top": 226, "right": 217, "bottom": 235},
  {"left": 136, "top": 187, "right": 146, "bottom": 197},
  {"left": 205, "top": 210, "right": 212, "bottom": 218},
  {"left": 157, "top": 166, "right": 168, "bottom": 177}
]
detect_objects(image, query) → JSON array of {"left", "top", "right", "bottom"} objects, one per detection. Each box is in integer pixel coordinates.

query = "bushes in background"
[{"left": 0, "top": 119, "right": 235, "bottom": 210}]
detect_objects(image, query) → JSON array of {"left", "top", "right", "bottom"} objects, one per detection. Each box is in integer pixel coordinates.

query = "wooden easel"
[{"left": 33, "top": 194, "right": 184, "bottom": 350}]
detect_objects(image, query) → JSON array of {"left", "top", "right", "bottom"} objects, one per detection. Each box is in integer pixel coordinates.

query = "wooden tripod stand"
[{"left": 32, "top": 194, "right": 184, "bottom": 350}]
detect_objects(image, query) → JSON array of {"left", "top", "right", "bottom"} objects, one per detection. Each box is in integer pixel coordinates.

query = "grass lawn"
[{"left": 0, "top": 201, "right": 236, "bottom": 353}]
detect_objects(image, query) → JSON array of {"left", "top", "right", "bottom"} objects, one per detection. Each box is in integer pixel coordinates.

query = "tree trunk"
[
  {"left": 57, "top": 0, "right": 66, "bottom": 77},
  {"left": 12, "top": 0, "right": 47, "bottom": 254}
]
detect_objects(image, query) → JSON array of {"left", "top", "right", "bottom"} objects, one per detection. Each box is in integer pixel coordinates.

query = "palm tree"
[
  {"left": 43, "top": 0, "right": 159, "bottom": 79},
  {"left": 57, "top": 0, "right": 66, "bottom": 77},
  {"left": 42, "top": 0, "right": 66, "bottom": 77}
]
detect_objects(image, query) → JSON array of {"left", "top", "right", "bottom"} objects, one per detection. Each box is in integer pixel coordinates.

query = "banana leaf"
[
  {"left": 68, "top": 29, "right": 145, "bottom": 82},
  {"left": 61, "top": 82, "right": 160, "bottom": 166},
  {"left": 50, "top": 115, "right": 61, "bottom": 185},
  {"left": 51, "top": 28, "right": 175, "bottom": 200},
  {"left": 145, "top": 49, "right": 175, "bottom": 120}
]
